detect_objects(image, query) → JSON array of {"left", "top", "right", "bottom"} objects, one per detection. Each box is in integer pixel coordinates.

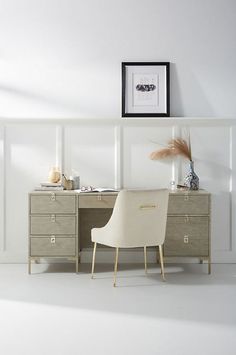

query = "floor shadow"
[{"left": 0, "top": 263, "right": 236, "bottom": 327}]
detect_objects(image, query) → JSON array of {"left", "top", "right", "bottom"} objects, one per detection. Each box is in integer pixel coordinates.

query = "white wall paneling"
[
  {"left": 0, "top": 118, "right": 236, "bottom": 263},
  {"left": 231, "top": 127, "right": 236, "bottom": 254},
  {"left": 0, "top": 126, "right": 5, "bottom": 251},
  {"left": 64, "top": 125, "right": 116, "bottom": 188},
  {"left": 1, "top": 124, "right": 59, "bottom": 262},
  {"left": 123, "top": 126, "right": 174, "bottom": 189}
]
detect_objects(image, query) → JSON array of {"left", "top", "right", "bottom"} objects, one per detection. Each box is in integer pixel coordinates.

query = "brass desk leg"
[
  {"left": 208, "top": 257, "right": 211, "bottom": 274},
  {"left": 76, "top": 257, "right": 79, "bottom": 274},
  {"left": 28, "top": 257, "right": 31, "bottom": 274},
  {"left": 144, "top": 246, "right": 147, "bottom": 274}
]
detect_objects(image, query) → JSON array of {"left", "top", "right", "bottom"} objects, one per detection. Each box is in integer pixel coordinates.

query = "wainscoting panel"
[
  {"left": 0, "top": 126, "right": 5, "bottom": 251},
  {"left": 2, "top": 125, "right": 58, "bottom": 261},
  {"left": 123, "top": 126, "right": 174, "bottom": 189},
  {"left": 231, "top": 126, "right": 236, "bottom": 253},
  {"left": 0, "top": 119, "right": 235, "bottom": 263},
  {"left": 64, "top": 125, "right": 116, "bottom": 188},
  {"left": 185, "top": 127, "right": 231, "bottom": 253}
]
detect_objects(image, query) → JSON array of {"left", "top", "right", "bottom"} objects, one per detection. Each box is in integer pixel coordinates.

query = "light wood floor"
[{"left": 0, "top": 263, "right": 236, "bottom": 355}]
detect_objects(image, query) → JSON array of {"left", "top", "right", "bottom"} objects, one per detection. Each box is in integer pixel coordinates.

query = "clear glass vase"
[{"left": 184, "top": 161, "right": 199, "bottom": 190}]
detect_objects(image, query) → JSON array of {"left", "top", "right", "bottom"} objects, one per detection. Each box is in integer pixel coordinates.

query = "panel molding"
[
  {"left": 0, "top": 119, "right": 235, "bottom": 263},
  {"left": 0, "top": 126, "right": 6, "bottom": 252},
  {"left": 114, "top": 125, "right": 123, "bottom": 189}
]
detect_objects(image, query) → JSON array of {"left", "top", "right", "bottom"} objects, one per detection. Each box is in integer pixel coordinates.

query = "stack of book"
[{"left": 34, "top": 182, "right": 64, "bottom": 191}]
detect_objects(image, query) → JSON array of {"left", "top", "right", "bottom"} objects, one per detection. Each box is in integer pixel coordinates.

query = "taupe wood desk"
[{"left": 29, "top": 190, "right": 211, "bottom": 273}]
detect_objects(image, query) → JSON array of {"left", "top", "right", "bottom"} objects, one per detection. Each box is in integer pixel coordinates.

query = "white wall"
[
  {"left": 0, "top": 0, "right": 236, "bottom": 263},
  {"left": 0, "top": 0, "right": 236, "bottom": 118}
]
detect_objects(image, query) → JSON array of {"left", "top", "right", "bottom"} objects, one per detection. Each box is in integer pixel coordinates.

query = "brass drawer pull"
[
  {"left": 184, "top": 195, "right": 189, "bottom": 201},
  {"left": 140, "top": 205, "right": 157, "bottom": 210},
  {"left": 50, "top": 236, "right": 56, "bottom": 244},
  {"left": 51, "top": 193, "right": 56, "bottom": 201},
  {"left": 51, "top": 214, "right": 56, "bottom": 222},
  {"left": 184, "top": 216, "right": 189, "bottom": 223},
  {"left": 183, "top": 235, "right": 189, "bottom": 243},
  {"left": 97, "top": 195, "right": 102, "bottom": 201}
]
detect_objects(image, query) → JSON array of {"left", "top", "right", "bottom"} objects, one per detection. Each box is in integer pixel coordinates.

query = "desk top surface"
[{"left": 30, "top": 189, "right": 210, "bottom": 196}]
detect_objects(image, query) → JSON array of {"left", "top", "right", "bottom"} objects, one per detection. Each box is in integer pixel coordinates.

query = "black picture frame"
[{"left": 122, "top": 62, "right": 170, "bottom": 117}]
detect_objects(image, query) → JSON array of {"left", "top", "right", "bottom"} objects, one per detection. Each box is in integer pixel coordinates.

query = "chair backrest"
[{"left": 106, "top": 189, "right": 169, "bottom": 248}]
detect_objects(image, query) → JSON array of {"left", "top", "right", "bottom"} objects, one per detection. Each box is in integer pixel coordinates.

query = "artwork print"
[{"left": 133, "top": 73, "right": 159, "bottom": 107}]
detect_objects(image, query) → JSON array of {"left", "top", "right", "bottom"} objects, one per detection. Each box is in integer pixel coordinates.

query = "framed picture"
[{"left": 122, "top": 62, "right": 170, "bottom": 117}]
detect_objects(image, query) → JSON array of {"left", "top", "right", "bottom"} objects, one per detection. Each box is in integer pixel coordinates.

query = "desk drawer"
[
  {"left": 30, "top": 215, "right": 76, "bottom": 235},
  {"left": 164, "top": 236, "right": 209, "bottom": 256},
  {"left": 30, "top": 237, "right": 76, "bottom": 256},
  {"left": 79, "top": 195, "right": 117, "bottom": 208},
  {"left": 30, "top": 194, "right": 76, "bottom": 214},
  {"left": 168, "top": 194, "right": 209, "bottom": 215},
  {"left": 165, "top": 216, "right": 209, "bottom": 256}
]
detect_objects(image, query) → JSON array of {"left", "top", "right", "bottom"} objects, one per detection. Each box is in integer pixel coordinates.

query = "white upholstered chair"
[{"left": 91, "top": 189, "right": 169, "bottom": 286}]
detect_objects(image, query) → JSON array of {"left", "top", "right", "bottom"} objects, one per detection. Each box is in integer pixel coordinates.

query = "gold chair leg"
[
  {"left": 91, "top": 242, "right": 97, "bottom": 279},
  {"left": 113, "top": 247, "right": 119, "bottom": 287},
  {"left": 144, "top": 246, "right": 147, "bottom": 274},
  {"left": 159, "top": 244, "right": 165, "bottom": 281}
]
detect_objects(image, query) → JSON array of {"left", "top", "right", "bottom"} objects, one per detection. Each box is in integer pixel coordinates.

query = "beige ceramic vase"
[{"left": 48, "top": 167, "right": 61, "bottom": 183}]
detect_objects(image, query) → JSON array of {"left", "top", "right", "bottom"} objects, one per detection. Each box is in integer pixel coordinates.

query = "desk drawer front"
[
  {"left": 79, "top": 195, "right": 117, "bottom": 208},
  {"left": 30, "top": 237, "right": 76, "bottom": 256},
  {"left": 30, "top": 216, "right": 76, "bottom": 235},
  {"left": 164, "top": 237, "right": 209, "bottom": 256},
  {"left": 31, "top": 195, "right": 76, "bottom": 214},
  {"left": 165, "top": 216, "right": 209, "bottom": 256},
  {"left": 168, "top": 195, "right": 209, "bottom": 215}
]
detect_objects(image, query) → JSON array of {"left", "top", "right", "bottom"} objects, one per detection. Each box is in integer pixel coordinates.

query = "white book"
[
  {"left": 34, "top": 186, "right": 64, "bottom": 191},
  {"left": 40, "top": 182, "right": 62, "bottom": 187},
  {"left": 75, "top": 187, "right": 118, "bottom": 193}
]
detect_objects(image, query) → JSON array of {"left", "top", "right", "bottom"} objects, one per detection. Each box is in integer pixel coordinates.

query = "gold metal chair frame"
[{"left": 91, "top": 242, "right": 166, "bottom": 287}]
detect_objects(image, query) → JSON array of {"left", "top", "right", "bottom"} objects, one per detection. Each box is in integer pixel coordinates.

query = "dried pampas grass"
[{"left": 150, "top": 138, "right": 192, "bottom": 161}]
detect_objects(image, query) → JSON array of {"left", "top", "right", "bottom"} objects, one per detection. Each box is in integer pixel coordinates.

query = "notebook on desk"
[{"left": 75, "top": 187, "right": 119, "bottom": 193}]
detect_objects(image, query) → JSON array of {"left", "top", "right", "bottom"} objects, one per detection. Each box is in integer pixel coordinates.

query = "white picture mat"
[{"left": 126, "top": 65, "right": 167, "bottom": 114}]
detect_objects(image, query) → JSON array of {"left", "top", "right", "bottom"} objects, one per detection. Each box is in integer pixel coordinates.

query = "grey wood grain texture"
[
  {"left": 30, "top": 237, "right": 76, "bottom": 256},
  {"left": 31, "top": 194, "right": 76, "bottom": 214},
  {"left": 29, "top": 190, "right": 210, "bottom": 264},
  {"left": 164, "top": 237, "right": 209, "bottom": 256},
  {"left": 165, "top": 216, "right": 209, "bottom": 256},
  {"left": 79, "top": 208, "right": 113, "bottom": 248},
  {"left": 30, "top": 215, "right": 76, "bottom": 235},
  {"left": 79, "top": 195, "right": 117, "bottom": 208},
  {"left": 168, "top": 194, "right": 209, "bottom": 215}
]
